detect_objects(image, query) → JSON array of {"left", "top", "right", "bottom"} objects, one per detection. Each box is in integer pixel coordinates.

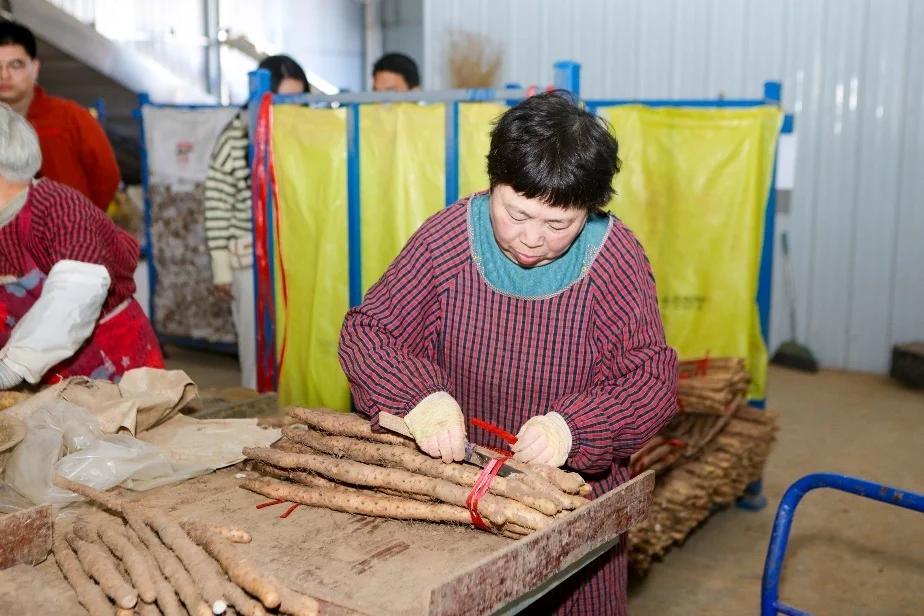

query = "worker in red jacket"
[
  {"left": 0, "top": 102, "right": 161, "bottom": 388},
  {"left": 0, "top": 20, "right": 120, "bottom": 211}
]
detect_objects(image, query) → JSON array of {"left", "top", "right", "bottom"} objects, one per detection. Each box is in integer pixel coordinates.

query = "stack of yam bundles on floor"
[
  {"left": 241, "top": 407, "right": 591, "bottom": 540},
  {"left": 53, "top": 477, "right": 320, "bottom": 616},
  {"left": 627, "top": 356, "right": 779, "bottom": 573},
  {"left": 630, "top": 357, "right": 751, "bottom": 478}
]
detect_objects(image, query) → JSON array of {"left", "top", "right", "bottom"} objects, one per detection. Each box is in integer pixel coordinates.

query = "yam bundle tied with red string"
[{"left": 240, "top": 407, "right": 591, "bottom": 540}]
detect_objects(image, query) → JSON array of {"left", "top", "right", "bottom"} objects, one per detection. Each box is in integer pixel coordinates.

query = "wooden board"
[
  {"left": 0, "top": 469, "right": 653, "bottom": 615},
  {"left": 0, "top": 505, "right": 52, "bottom": 570}
]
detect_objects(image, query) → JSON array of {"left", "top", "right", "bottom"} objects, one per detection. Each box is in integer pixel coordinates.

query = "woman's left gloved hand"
[
  {"left": 0, "top": 360, "right": 24, "bottom": 390},
  {"left": 512, "top": 412, "right": 572, "bottom": 467}
]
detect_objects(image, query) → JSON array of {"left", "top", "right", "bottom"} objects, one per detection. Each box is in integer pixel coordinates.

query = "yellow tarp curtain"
[
  {"left": 271, "top": 106, "right": 351, "bottom": 410},
  {"left": 359, "top": 103, "right": 445, "bottom": 293},
  {"left": 459, "top": 102, "right": 507, "bottom": 197},
  {"left": 601, "top": 105, "right": 782, "bottom": 399}
]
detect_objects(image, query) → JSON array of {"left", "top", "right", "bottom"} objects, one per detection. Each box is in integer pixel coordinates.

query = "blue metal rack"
[
  {"left": 762, "top": 473, "right": 924, "bottom": 615},
  {"left": 249, "top": 62, "right": 792, "bottom": 434}
]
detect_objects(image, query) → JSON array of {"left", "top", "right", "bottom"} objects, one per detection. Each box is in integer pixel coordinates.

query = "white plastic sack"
[{"left": 1, "top": 399, "right": 178, "bottom": 506}]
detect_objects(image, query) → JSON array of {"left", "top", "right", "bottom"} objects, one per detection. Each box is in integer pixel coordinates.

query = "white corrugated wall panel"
[
  {"left": 846, "top": 0, "right": 913, "bottom": 372},
  {"left": 805, "top": 0, "right": 867, "bottom": 368},
  {"left": 423, "top": 0, "right": 924, "bottom": 373},
  {"left": 891, "top": 1, "right": 924, "bottom": 348}
]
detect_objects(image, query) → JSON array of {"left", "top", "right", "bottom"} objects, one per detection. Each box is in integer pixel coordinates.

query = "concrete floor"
[{"left": 165, "top": 348, "right": 924, "bottom": 615}]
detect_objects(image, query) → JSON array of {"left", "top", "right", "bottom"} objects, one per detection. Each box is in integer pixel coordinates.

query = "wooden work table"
[{"left": 0, "top": 468, "right": 654, "bottom": 615}]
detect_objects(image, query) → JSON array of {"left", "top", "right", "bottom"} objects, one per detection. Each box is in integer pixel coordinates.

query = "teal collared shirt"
[{"left": 469, "top": 193, "right": 611, "bottom": 299}]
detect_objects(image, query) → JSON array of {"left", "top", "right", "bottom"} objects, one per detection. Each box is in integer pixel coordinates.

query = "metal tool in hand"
[{"left": 378, "top": 411, "right": 521, "bottom": 477}]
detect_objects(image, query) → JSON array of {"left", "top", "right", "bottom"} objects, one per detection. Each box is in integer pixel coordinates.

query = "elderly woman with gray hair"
[{"left": 0, "top": 103, "right": 162, "bottom": 389}]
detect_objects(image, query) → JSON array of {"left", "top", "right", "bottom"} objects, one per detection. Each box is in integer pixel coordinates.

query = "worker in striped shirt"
[
  {"left": 340, "top": 91, "right": 678, "bottom": 614},
  {"left": 203, "top": 55, "right": 309, "bottom": 389}
]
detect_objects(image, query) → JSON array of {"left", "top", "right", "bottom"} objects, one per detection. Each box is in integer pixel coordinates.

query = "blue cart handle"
[{"left": 762, "top": 472, "right": 924, "bottom": 615}]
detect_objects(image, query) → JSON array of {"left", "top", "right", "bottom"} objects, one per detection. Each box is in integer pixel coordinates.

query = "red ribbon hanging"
[
  {"left": 252, "top": 93, "right": 275, "bottom": 392},
  {"left": 465, "top": 457, "right": 507, "bottom": 531}
]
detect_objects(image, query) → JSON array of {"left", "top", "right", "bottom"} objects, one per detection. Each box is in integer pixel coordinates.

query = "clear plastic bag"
[{"left": 1, "top": 399, "right": 175, "bottom": 507}]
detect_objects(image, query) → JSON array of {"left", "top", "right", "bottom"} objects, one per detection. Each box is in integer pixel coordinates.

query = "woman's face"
[
  {"left": 488, "top": 184, "right": 588, "bottom": 268},
  {"left": 277, "top": 77, "right": 305, "bottom": 94}
]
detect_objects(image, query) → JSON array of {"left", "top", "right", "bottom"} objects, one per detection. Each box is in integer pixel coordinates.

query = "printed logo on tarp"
[{"left": 175, "top": 141, "right": 194, "bottom": 165}]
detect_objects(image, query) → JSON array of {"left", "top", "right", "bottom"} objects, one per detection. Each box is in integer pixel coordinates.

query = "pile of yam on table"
[
  {"left": 53, "top": 477, "right": 319, "bottom": 616},
  {"left": 240, "top": 407, "right": 591, "bottom": 540}
]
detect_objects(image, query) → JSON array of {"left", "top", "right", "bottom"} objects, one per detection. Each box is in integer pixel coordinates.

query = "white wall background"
[
  {"left": 47, "top": 0, "right": 366, "bottom": 101},
  {"left": 425, "top": 0, "right": 924, "bottom": 374}
]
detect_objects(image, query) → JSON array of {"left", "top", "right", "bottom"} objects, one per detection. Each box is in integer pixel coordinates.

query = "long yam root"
[
  {"left": 281, "top": 426, "right": 561, "bottom": 515},
  {"left": 241, "top": 476, "right": 474, "bottom": 525},
  {"left": 125, "top": 527, "right": 185, "bottom": 616},
  {"left": 181, "top": 521, "right": 281, "bottom": 610},
  {"left": 277, "top": 586, "right": 320, "bottom": 616},
  {"left": 143, "top": 514, "right": 228, "bottom": 614},
  {"left": 52, "top": 528, "right": 112, "bottom": 616},
  {"left": 66, "top": 532, "right": 138, "bottom": 609},
  {"left": 124, "top": 505, "right": 212, "bottom": 616},
  {"left": 138, "top": 602, "right": 164, "bottom": 616},
  {"left": 244, "top": 446, "right": 559, "bottom": 530},
  {"left": 286, "top": 407, "right": 413, "bottom": 448},
  {"left": 181, "top": 521, "right": 252, "bottom": 544},
  {"left": 76, "top": 518, "right": 158, "bottom": 605},
  {"left": 54, "top": 475, "right": 124, "bottom": 512},
  {"left": 505, "top": 459, "right": 587, "bottom": 495}
]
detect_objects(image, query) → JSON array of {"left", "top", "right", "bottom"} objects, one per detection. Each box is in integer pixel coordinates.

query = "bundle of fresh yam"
[
  {"left": 240, "top": 408, "right": 591, "bottom": 540},
  {"left": 53, "top": 476, "right": 319, "bottom": 616},
  {"left": 628, "top": 405, "right": 779, "bottom": 573}
]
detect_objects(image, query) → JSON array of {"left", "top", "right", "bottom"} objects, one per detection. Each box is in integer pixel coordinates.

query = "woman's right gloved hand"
[{"left": 403, "top": 392, "right": 466, "bottom": 463}]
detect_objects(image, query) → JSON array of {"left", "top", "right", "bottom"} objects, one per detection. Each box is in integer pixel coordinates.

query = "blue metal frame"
[
  {"left": 248, "top": 69, "right": 275, "bottom": 387},
  {"left": 553, "top": 60, "right": 581, "bottom": 96},
  {"left": 444, "top": 101, "right": 460, "bottom": 207},
  {"left": 346, "top": 104, "right": 363, "bottom": 308},
  {"left": 762, "top": 473, "right": 924, "bottom": 616},
  {"left": 136, "top": 92, "right": 239, "bottom": 353},
  {"left": 135, "top": 93, "right": 156, "bottom": 325}
]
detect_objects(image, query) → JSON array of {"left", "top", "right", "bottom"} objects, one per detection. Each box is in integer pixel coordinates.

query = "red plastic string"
[
  {"left": 267, "top": 112, "right": 291, "bottom": 381},
  {"left": 255, "top": 498, "right": 301, "bottom": 519},
  {"left": 470, "top": 417, "right": 518, "bottom": 446},
  {"left": 696, "top": 352, "right": 711, "bottom": 376},
  {"left": 679, "top": 353, "right": 712, "bottom": 381},
  {"left": 465, "top": 457, "right": 506, "bottom": 531},
  {"left": 279, "top": 503, "right": 301, "bottom": 519},
  {"left": 255, "top": 498, "right": 284, "bottom": 509},
  {"left": 252, "top": 93, "right": 276, "bottom": 392}
]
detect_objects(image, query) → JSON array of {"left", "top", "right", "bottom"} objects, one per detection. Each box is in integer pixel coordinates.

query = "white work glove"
[
  {"left": 0, "top": 361, "right": 23, "bottom": 389},
  {"left": 404, "top": 392, "right": 466, "bottom": 464},
  {"left": 512, "top": 412, "right": 573, "bottom": 468},
  {"left": 0, "top": 260, "right": 110, "bottom": 384}
]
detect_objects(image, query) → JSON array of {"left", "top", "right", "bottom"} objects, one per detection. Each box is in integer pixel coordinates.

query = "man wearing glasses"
[{"left": 0, "top": 21, "right": 120, "bottom": 211}]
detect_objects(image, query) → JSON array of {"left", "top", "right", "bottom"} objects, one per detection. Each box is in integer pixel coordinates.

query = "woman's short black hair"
[
  {"left": 487, "top": 90, "right": 620, "bottom": 213},
  {"left": 0, "top": 21, "right": 37, "bottom": 58},
  {"left": 259, "top": 54, "right": 310, "bottom": 94},
  {"left": 372, "top": 53, "right": 420, "bottom": 89}
]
